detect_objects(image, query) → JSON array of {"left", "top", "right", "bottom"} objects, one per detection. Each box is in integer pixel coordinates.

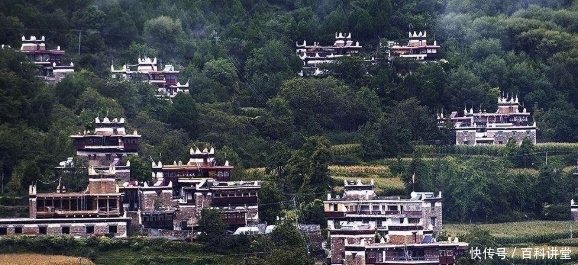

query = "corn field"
[
  {"left": 331, "top": 176, "right": 405, "bottom": 196},
  {"left": 329, "top": 165, "right": 393, "bottom": 178},
  {"left": 415, "top": 143, "right": 578, "bottom": 157},
  {"left": 330, "top": 144, "right": 361, "bottom": 156},
  {"left": 0, "top": 254, "right": 93, "bottom": 265},
  {"left": 445, "top": 221, "right": 575, "bottom": 244}
]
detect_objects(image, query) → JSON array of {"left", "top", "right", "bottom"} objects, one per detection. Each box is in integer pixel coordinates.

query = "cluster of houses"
[
  {"left": 0, "top": 114, "right": 471, "bottom": 264},
  {"left": 323, "top": 180, "right": 468, "bottom": 265},
  {"left": 3, "top": 36, "right": 189, "bottom": 99},
  {"left": 12, "top": 32, "right": 558, "bottom": 264},
  {"left": 296, "top": 33, "right": 537, "bottom": 147},
  {"left": 295, "top": 30, "right": 440, "bottom": 77},
  {"left": 0, "top": 117, "right": 260, "bottom": 238}
]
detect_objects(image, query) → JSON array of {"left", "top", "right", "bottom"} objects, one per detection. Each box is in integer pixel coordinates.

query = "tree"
[
  {"left": 143, "top": 16, "right": 186, "bottom": 58},
  {"left": 75, "top": 87, "right": 125, "bottom": 122},
  {"left": 197, "top": 208, "right": 226, "bottom": 250},
  {"left": 376, "top": 98, "right": 437, "bottom": 157},
  {"left": 286, "top": 136, "right": 332, "bottom": 200},
  {"left": 167, "top": 93, "right": 198, "bottom": 138},
  {"left": 244, "top": 40, "right": 301, "bottom": 106},
  {"left": 278, "top": 77, "right": 367, "bottom": 132},
  {"left": 129, "top": 156, "right": 152, "bottom": 183},
  {"left": 258, "top": 181, "right": 285, "bottom": 225},
  {"left": 202, "top": 58, "right": 240, "bottom": 102},
  {"left": 300, "top": 199, "right": 326, "bottom": 227}
]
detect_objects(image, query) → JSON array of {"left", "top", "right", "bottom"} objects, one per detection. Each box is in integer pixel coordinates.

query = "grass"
[
  {"left": 444, "top": 221, "right": 574, "bottom": 238},
  {"left": 0, "top": 253, "right": 93, "bottom": 265}
]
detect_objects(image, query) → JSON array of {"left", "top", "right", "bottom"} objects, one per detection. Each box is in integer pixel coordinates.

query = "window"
[
  {"left": 431, "top": 217, "right": 437, "bottom": 226},
  {"left": 0, "top": 228, "right": 6, "bottom": 235},
  {"left": 408, "top": 218, "right": 420, "bottom": 224},
  {"left": 39, "top": 227, "right": 47, "bottom": 235},
  {"left": 86, "top": 226, "right": 94, "bottom": 234},
  {"left": 431, "top": 202, "right": 435, "bottom": 209},
  {"left": 62, "top": 227, "right": 70, "bottom": 234},
  {"left": 14, "top": 227, "right": 22, "bottom": 234},
  {"left": 109, "top": 225, "right": 117, "bottom": 234}
]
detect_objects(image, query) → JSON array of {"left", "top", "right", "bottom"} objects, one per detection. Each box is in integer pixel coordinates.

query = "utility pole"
[{"left": 78, "top": 30, "right": 82, "bottom": 55}]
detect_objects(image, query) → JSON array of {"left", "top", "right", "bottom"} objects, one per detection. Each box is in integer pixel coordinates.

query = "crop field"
[
  {"left": 329, "top": 165, "right": 393, "bottom": 178},
  {"left": 332, "top": 175, "right": 405, "bottom": 195},
  {"left": 0, "top": 253, "right": 93, "bottom": 265},
  {"left": 444, "top": 221, "right": 574, "bottom": 238}
]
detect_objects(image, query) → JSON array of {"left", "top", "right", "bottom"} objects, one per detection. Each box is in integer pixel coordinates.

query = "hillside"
[{"left": 0, "top": 0, "right": 577, "bottom": 228}]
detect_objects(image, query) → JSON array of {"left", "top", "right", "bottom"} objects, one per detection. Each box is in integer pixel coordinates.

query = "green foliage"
[
  {"left": 258, "top": 181, "right": 285, "bottom": 225},
  {"left": 128, "top": 156, "right": 152, "bottom": 183},
  {"left": 286, "top": 136, "right": 332, "bottom": 200},
  {"left": 197, "top": 208, "right": 226, "bottom": 251},
  {"left": 167, "top": 93, "right": 199, "bottom": 138}
]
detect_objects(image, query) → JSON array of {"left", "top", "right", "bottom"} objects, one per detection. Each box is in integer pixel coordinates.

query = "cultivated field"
[
  {"left": 444, "top": 221, "right": 574, "bottom": 238},
  {"left": 0, "top": 254, "right": 93, "bottom": 265}
]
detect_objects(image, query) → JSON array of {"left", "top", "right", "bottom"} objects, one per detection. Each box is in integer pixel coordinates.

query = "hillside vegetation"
[{"left": 1, "top": 0, "right": 578, "bottom": 255}]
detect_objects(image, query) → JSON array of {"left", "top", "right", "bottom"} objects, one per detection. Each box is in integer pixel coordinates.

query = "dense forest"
[{"left": 2, "top": 0, "right": 578, "bottom": 230}]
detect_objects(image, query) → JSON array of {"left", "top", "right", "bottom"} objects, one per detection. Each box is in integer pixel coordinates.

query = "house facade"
[
  {"left": 388, "top": 31, "right": 440, "bottom": 61},
  {"left": 439, "top": 95, "right": 537, "bottom": 145},
  {"left": 120, "top": 146, "right": 260, "bottom": 231},
  {"left": 7, "top": 35, "right": 75, "bottom": 82},
  {"left": 110, "top": 57, "right": 189, "bottom": 98},
  {"left": 0, "top": 171, "right": 130, "bottom": 238},
  {"left": 67, "top": 117, "right": 140, "bottom": 181},
  {"left": 296, "top": 32, "right": 363, "bottom": 76},
  {"left": 324, "top": 180, "right": 467, "bottom": 265}
]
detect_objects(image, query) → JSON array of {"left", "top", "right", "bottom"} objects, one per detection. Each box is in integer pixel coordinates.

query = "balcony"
[{"left": 324, "top": 211, "right": 345, "bottom": 218}]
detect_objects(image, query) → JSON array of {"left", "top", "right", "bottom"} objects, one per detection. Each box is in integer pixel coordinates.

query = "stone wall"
[
  {"left": 194, "top": 192, "right": 212, "bottom": 208},
  {"left": 422, "top": 201, "right": 443, "bottom": 233},
  {"left": 330, "top": 237, "right": 345, "bottom": 264},
  {"left": 344, "top": 254, "right": 365, "bottom": 265},
  {"left": 0, "top": 222, "right": 128, "bottom": 238},
  {"left": 330, "top": 235, "right": 374, "bottom": 264},
  {"left": 141, "top": 190, "right": 174, "bottom": 211},
  {"left": 29, "top": 198, "right": 37, "bottom": 218},
  {"left": 88, "top": 179, "right": 117, "bottom": 194},
  {"left": 175, "top": 206, "right": 199, "bottom": 228},
  {"left": 388, "top": 234, "right": 423, "bottom": 244}
]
